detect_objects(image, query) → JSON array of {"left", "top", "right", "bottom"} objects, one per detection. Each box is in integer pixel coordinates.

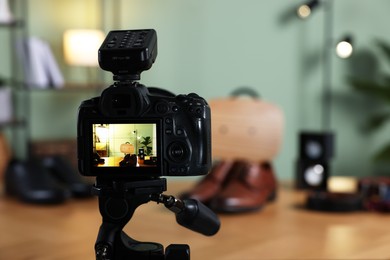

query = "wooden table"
[{"left": 1, "top": 181, "right": 390, "bottom": 259}]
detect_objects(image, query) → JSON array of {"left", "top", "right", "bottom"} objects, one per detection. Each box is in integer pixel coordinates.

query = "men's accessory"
[
  {"left": 182, "top": 160, "right": 277, "bottom": 213},
  {"left": 209, "top": 93, "right": 284, "bottom": 163},
  {"left": 306, "top": 191, "right": 363, "bottom": 212},
  {"left": 210, "top": 161, "right": 277, "bottom": 213},
  {"left": 358, "top": 176, "right": 390, "bottom": 212},
  {"left": 5, "top": 155, "right": 93, "bottom": 204},
  {"left": 187, "top": 88, "right": 283, "bottom": 213},
  {"left": 41, "top": 155, "right": 92, "bottom": 198},
  {"left": 179, "top": 160, "right": 234, "bottom": 205},
  {"left": 5, "top": 159, "right": 70, "bottom": 204}
]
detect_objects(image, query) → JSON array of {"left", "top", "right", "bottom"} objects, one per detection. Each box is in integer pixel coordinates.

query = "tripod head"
[{"left": 92, "top": 177, "right": 220, "bottom": 260}]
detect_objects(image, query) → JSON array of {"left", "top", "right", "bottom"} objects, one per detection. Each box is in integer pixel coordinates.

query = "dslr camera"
[{"left": 77, "top": 29, "right": 212, "bottom": 178}]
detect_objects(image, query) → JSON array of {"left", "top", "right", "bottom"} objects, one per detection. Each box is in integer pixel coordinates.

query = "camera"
[{"left": 77, "top": 29, "right": 212, "bottom": 178}]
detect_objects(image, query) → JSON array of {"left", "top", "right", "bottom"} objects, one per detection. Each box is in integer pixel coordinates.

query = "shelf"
[
  {"left": 0, "top": 20, "right": 25, "bottom": 28},
  {"left": 9, "top": 81, "right": 106, "bottom": 91},
  {"left": 0, "top": 119, "right": 26, "bottom": 129},
  {"left": 57, "top": 83, "right": 106, "bottom": 90}
]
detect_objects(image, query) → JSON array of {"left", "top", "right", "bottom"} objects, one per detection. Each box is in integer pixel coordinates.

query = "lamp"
[
  {"left": 63, "top": 29, "right": 105, "bottom": 66},
  {"left": 0, "top": 0, "right": 14, "bottom": 24},
  {"left": 95, "top": 124, "right": 108, "bottom": 143},
  {"left": 120, "top": 142, "right": 135, "bottom": 155},
  {"left": 328, "top": 176, "right": 357, "bottom": 193},
  {"left": 94, "top": 124, "right": 109, "bottom": 156},
  {"left": 336, "top": 36, "right": 353, "bottom": 59},
  {"left": 133, "top": 130, "right": 141, "bottom": 153},
  {"left": 297, "top": 0, "right": 320, "bottom": 19}
]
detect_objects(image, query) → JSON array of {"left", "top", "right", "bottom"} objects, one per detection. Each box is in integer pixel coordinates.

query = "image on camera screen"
[{"left": 92, "top": 123, "right": 158, "bottom": 168}]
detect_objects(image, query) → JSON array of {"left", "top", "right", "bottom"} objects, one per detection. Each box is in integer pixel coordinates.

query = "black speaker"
[
  {"left": 296, "top": 159, "right": 329, "bottom": 190},
  {"left": 299, "top": 132, "right": 334, "bottom": 160},
  {"left": 138, "top": 148, "right": 145, "bottom": 160},
  {"left": 296, "top": 131, "right": 335, "bottom": 190}
]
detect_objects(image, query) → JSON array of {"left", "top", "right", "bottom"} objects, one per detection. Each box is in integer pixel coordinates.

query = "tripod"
[{"left": 92, "top": 177, "right": 220, "bottom": 260}]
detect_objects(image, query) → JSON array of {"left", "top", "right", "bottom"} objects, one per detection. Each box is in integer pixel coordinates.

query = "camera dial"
[{"left": 168, "top": 142, "right": 189, "bottom": 163}]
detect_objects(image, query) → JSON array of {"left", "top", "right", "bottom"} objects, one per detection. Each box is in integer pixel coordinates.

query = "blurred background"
[{"left": 1, "top": 0, "right": 390, "bottom": 181}]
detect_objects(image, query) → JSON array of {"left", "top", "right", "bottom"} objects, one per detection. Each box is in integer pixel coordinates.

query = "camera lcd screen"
[{"left": 92, "top": 123, "right": 159, "bottom": 169}]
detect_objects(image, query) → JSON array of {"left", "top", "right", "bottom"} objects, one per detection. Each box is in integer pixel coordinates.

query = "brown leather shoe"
[
  {"left": 210, "top": 161, "right": 277, "bottom": 213},
  {"left": 179, "top": 160, "right": 234, "bottom": 204}
]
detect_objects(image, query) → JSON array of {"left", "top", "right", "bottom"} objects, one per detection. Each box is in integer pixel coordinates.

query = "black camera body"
[{"left": 77, "top": 29, "right": 212, "bottom": 178}]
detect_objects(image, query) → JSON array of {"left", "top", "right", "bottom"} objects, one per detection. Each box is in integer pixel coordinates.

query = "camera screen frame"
[{"left": 83, "top": 118, "right": 163, "bottom": 177}]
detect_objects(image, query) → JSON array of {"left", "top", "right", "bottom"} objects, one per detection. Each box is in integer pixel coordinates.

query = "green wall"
[{"left": 2, "top": 0, "right": 390, "bottom": 180}]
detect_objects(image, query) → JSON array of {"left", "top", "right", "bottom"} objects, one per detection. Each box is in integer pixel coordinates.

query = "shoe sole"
[{"left": 212, "top": 190, "right": 277, "bottom": 213}]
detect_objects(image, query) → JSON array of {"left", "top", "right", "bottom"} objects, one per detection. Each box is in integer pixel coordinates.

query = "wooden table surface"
[{"left": 1, "top": 180, "right": 390, "bottom": 260}]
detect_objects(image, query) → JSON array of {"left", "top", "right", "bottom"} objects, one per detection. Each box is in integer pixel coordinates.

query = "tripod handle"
[
  {"left": 176, "top": 198, "right": 221, "bottom": 236},
  {"left": 154, "top": 195, "right": 220, "bottom": 236}
]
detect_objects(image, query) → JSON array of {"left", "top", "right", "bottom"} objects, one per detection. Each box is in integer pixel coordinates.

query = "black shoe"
[
  {"left": 5, "top": 159, "right": 70, "bottom": 204},
  {"left": 42, "top": 155, "right": 93, "bottom": 198}
]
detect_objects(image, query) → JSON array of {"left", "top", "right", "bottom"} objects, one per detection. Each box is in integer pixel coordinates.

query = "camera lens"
[{"left": 168, "top": 142, "right": 189, "bottom": 162}]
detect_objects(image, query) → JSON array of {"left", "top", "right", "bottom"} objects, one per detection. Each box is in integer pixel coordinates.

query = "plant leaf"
[
  {"left": 362, "top": 111, "right": 390, "bottom": 133},
  {"left": 376, "top": 39, "right": 390, "bottom": 66},
  {"left": 348, "top": 77, "right": 390, "bottom": 103},
  {"left": 383, "top": 75, "right": 390, "bottom": 86},
  {"left": 373, "top": 143, "right": 390, "bottom": 162}
]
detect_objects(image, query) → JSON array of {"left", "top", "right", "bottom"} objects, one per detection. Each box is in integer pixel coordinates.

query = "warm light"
[
  {"left": 297, "top": 5, "right": 312, "bottom": 18},
  {"left": 297, "top": 0, "right": 319, "bottom": 19},
  {"left": 63, "top": 29, "right": 105, "bottom": 66},
  {"left": 336, "top": 38, "right": 353, "bottom": 59},
  {"left": 95, "top": 125, "right": 109, "bottom": 143},
  {"left": 328, "top": 176, "right": 357, "bottom": 193}
]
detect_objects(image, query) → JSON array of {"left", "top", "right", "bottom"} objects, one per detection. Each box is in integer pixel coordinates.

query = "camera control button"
[
  {"left": 170, "top": 167, "right": 177, "bottom": 174},
  {"left": 165, "top": 118, "right": 172, "bottom": 124},
  {"left": 169, "top": 166, "right": 188, "bottom": 175},
  {"left": 177, "top": 94, "right": 188, "bottom": 102},
  {"left": 168, "top": 142, "right": 188, "bottom": 162},
  {"left": 165, "top": 129, "right": 173, "bottom": 135},
  {"left": 155, "top": 102, "right": 169, "bottom": 114},
  {"left": 172, "top": 106, "right": 179, "bottom": 112},
  {"left": 176, "top": 129, "right": 184, "bottom": 135},
  {"left": 156, "top": 102, "right": 169, "bottom": 114},
  {"left": 172, "top": 148, "right": 183, "bottom": 157}
]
